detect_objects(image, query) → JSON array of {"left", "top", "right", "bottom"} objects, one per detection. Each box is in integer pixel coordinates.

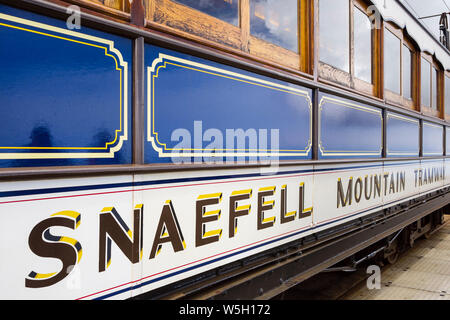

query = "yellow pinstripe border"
[
  {"left": 147, "top": 53, "right": 313, "bottom": 158},
  {"left": 386, "top": 112, "right": 420, "bottom": 156},
  {"left": 423, "top": 121, "right": 444, "bottom": 156},
  {"left": 318, "top": 96, "right": 383, "bottom": 157},
  {"left": 0, "top": 13, "right": 128, "bottom": 159}
]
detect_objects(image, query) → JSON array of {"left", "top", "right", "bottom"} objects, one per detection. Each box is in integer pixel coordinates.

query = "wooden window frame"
[
  {"left": 383, "top": 22, "right": 417, "bottom": 111},
  {"left": 88, "top": 0, "right": 130, "bottom": 11},
  {"left": 56, "top": 0, "right": 131, "bottom": 21},
  {"left": 318, "top": 0, "right": 379, "bottom": 98},
  {"left": 146, "top": 0, "right": 314, "bottom": 75},
  {"left": 420, "top": 52, "right": 443, "bottom": 119}
]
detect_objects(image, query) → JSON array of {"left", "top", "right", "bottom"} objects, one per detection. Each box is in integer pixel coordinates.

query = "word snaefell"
[{"left": 25, "top": 182, "right": 312, "bottom": 288}]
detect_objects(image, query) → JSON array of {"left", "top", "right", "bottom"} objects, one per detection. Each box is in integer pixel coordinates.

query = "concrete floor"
[{"left": 342, "top": 216, "right": 450, "bottom": 300}]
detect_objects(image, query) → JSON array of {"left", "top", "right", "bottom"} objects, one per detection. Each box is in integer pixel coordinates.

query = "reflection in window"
[
  {"left": 402, "top": 45, "right": 412, "bottom": 100},
  {"left": 421, "top": 57, "right": 431, "bottom": 107},
  {"left": 432, "top": 68, "right": 438, "bottom": 110},
  {"left": 354, "top": 7, "right": 372, "bottom": 83},
  {"left": 319, "top": 0, "right": 349, "bottom": 72},
  {"left": 250, "top": 0, "right": 298, "bottom": 52},
  {"left": 174, "top": 0, "right": 239, "bottom": 26},
  {"left": 446, "top": 76, "right": 450, "bottom": 114},
  {"left": 384, "top": 29, "right": 401, "bottom": 94}
]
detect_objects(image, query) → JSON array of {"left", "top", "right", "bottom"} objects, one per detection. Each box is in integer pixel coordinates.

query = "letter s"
[{"left": 25, "top": 211, "right": 82, "bottom": 288}]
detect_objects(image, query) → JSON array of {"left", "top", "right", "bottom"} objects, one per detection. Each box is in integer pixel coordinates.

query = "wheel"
[
  {"left": 386, "top": 250, "right": 399, "bottom": 265},
  {"left": 384, "top": 239, "right": 399, "bottom": 265}
]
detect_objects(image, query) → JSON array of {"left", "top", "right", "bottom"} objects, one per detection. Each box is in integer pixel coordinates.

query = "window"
[
  {"left": 432, "top": 67, "right": 438, "bottom": 110},
  {"left": 319, "top": 0, "right": 349, "bottom": 73},
  {"left": 382, "top": 23, "right": 417, "bottom": 110},
  {"left": 148, "top": 0, "right": 313, "bottom": 73},
  {"left": 402, "top": 45, "right": 412, "bottom": 100},
  {"left": 149, "top": 0, "right": 242, "bottom": 51},
  {"left": 354, "top": 6, "right": 372, "bottom": 83},
  {"left": 384, "top": 28, "right": 401, "bottom": 94},
  {"left": 250, "top": 0, "right": 298, "bottom": 52},
  {"left": 421, "top": 57, "right": 431, "bottom": 108},
  {"left": 420, "top": 54, "right": 442, "bottom": 117},
  {"left": 174, "top": 0, "right": 239, "bottom": 26},
  {"left": 248, "top": 0, "right": 313, "bottom": 71},
  {"left": 318, "top": 0, "right": 377, "bottom": 96}
]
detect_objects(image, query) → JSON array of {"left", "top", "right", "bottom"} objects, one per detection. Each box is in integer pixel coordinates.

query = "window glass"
[
  {"left": 319, "top": 0, "right": 349, "bottom": 72},
  {"left": 432, "top": 68, "right": 438, "bottom": 110},
  {"left": 446, "top": 75, "right": 450, "bottom": 114},
  {"left": 384, "top": 29, "right": 401, "bottom": 94},
  {"left": 402, "top": 45, "right": 412, "bottom": 100},
  {"left": 421, "top": 57, "right": 431, "bottom": 107},
  {"left": 354, "top": 6, "right": 372, "bottom": 83},
  {"left": 174, "top": 0, "right": 239, "bottom": 26},
  {"left": 250, "top": 0, "right": 298, "bottom": 52}
]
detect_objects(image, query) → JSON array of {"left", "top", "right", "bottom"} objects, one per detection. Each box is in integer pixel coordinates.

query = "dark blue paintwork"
[
  {"left": 386, "top": 112, "right": 419, "bottom": 157},
  {"left": 0, "top": 4, "right": 132, "bottom": 167},
  {"left": 447, "top": 127, "right": 450, "bottom": 155},
  {"left": 144, "top": 44, "right": 312, "bottom": 164},
  {"left": 318, "top": 93, "right": 382, "bottom": 159},
  {"left": 423, "top": 122, "right": 443, "bottom": 156}
]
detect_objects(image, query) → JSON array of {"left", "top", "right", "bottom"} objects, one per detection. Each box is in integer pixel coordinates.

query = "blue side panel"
[
  {"left": 386, "top": 112, "right": 419, "bottom": 157},
  {"left": 447, "top": 127, "right": 450, "bottom": 155},
  {"left": 144, "top": 45, "right": 313, "bottom": 164},
  {"left": 423, "top": 122, "right": 443, "bottom": 156},
  {"left": 0, "top": 5, "right": 132, "bottom": 167},
  {"left": 318, "top": 93, "right": 382, "bottom": 159}
]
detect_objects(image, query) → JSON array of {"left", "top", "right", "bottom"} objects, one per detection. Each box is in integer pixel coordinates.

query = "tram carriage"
[{"left": 0, "top": 0, "right": 449, "bottom": 299}]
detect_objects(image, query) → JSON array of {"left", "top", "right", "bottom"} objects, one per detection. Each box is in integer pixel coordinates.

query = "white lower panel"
[{"left": 0, "top": 161, "right": 447, "bottom": 299}]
